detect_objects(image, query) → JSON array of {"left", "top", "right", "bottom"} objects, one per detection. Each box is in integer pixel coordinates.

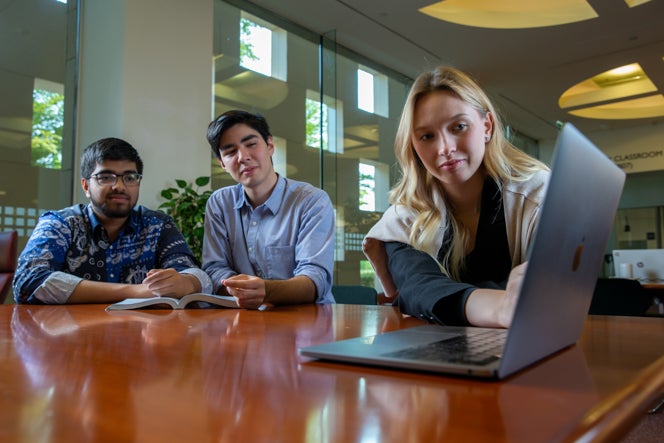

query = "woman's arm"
[
  {"left": 464, "top": 263, "right": 526, "bottom": 328},
  {"left": 385, "top": 241, "right": 475, "bottom": 325}
]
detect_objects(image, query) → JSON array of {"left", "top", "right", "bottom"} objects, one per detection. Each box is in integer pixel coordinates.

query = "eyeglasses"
[{"left": 89, "top": 172, "right": 143, "bottom": 187}]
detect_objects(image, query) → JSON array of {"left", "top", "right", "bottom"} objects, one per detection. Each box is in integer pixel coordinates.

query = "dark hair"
[
  {"left": 80, "top": 137, "right": 144, "bottom": 178},
  {"left": 206, "top": 110, "right": 271, "bottom": 160}
]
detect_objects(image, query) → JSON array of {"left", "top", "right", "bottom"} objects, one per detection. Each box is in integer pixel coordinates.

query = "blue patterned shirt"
[
  {"left": 202, "top": 176, "right": 335, "bottom": 303},
  {"left": 13, "top": 204, "right": 212, "bottom": 304}
]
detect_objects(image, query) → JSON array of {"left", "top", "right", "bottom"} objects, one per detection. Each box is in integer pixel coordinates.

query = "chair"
[
  {"left": 332, "top": 285, "right": 378, "bottom": 305},
  {"left": 0, "top": 230, "right": 18, "bottom": 303},
  {"left": 588, "top": 278, "right": 653, "bottom": 317}
]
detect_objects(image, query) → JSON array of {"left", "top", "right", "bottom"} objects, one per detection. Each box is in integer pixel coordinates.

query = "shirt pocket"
[{"left": 265, "top": 245, "right": 296, "bottom": 279}]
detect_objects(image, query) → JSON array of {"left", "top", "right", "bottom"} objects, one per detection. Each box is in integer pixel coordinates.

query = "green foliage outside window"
[
  {"left": 359, "top": 168, "right": 374, "bottom": 211},
  {"left": 32, "top": 89, "right": 64, "bottom": 169},
  {"left": 240, "top": 18, "right": 259, "bottom": 64},
  {"left": 305, "top": 98, "right": 328, "bottom": 149},
  {"left": 360, "top": 260, "right": 375, "bottom": 288}
]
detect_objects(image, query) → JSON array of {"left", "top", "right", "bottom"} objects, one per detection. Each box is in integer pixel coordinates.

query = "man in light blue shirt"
[{"left": 203, "top": 110, "right": 335, "bottom": 308}]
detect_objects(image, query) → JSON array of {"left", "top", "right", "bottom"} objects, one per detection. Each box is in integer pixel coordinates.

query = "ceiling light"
[
  {"left": 592, "top": 63, "right": 645, "bottom": 87},
  {"left": 559, "top": 65, "right": 656, "bottom": 110},
  {"left": 419, "top": 0, "right": 598, "bottom": 29},
  {"left": 624, "top": 0, "right": 652, "bottom": 7},
  {"left": 559, "top": 62, "right": 664, "bottom": 120}
]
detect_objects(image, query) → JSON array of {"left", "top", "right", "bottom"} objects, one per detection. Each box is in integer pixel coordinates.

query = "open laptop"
[
  {"left": 612, "top": 249, "right": 664, "bottom": 282},
  {"left": 300, "top": 123, "right": 626, "bottom": 379}
]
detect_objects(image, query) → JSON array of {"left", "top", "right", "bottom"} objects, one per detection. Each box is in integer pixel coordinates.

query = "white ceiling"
[{"left": 249, "top": 0, "right": 664, "bottom": 140}]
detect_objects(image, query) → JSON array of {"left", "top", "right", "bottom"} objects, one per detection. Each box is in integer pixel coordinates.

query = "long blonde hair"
[{"left": 390, "top": 66, "right": 549, "bottom": 279}]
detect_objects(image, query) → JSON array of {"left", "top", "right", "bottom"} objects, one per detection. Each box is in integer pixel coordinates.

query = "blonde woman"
[{"left": 363, "top": 66, "right": 550, "bottom": 328}]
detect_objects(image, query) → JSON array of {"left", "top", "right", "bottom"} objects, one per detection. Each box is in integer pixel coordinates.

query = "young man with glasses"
[{"left": 13, "top": 137, "right": 212, "bottom": 304}]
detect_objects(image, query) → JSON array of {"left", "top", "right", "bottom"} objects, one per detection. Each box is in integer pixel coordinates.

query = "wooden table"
[
  {"left": 641, "top": 283, "right": 664, "bottom": 290},
  {"left": 1, "top": 304, "right": 662, "bottom": 443}
]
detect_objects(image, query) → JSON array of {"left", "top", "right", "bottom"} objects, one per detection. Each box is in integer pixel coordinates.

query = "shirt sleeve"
[
  {"left": 180, "top": 268, "right": 213, "bottom": 294},
  {"left": 32, "top": 272, "right": 84, "bottom": 304},
  {"left": 385, "top": 241, "right": 475, "bottom": 325},
  {"left": 13, "top": 212, "right": 78, "bottom": 304},
  {"left": 202, "top": 195, "right": 237, "bottom": 294},
  {"left": 291, "top": 190, "right": 335, "bottom": 304},
  {"left": 155, "top": 217, "right": 213, "bottom": 294}
]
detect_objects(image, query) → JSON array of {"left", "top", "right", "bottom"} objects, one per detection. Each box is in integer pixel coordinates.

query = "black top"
[{"left": 385, "top": 179, "right": 512, "bottom": 325}]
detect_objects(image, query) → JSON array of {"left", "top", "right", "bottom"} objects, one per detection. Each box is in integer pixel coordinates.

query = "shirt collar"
[
  {"left": 234, "top": 174, "right": 286, "bottom": 215},
  {"left": 86, "top": 204, "right": 139, "bottom": 237}
]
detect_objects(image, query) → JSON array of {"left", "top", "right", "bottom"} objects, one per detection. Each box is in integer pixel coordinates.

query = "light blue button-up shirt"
[{"left": 202, "top": 176, "right": 335, "bottom": 303}]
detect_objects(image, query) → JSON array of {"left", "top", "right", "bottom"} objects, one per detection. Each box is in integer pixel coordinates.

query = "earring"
[{"left": 485, "top": 135, "right": 491, "bottom": 142}]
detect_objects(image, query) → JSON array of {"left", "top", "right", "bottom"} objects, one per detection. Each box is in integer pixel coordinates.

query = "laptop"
[
  {"left": 300, "top": 123, "right": 626, "bottom": 379},
  {"left": 612, "top": 249, "right": 664, "bottom": 282}
]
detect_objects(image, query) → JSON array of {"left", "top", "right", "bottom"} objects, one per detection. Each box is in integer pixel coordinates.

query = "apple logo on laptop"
[{"left": 572, "top": 242, "right": 584, "bottom": 272}]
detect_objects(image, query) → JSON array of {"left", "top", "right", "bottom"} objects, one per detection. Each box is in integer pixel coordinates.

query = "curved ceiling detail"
[
  {"left": 560, "top": 63, "right": 664, "bottom": 120},
  {"left": 419, "top": 0, "right": 598, "bottom": 29},
  {"left": 416, "top": 1, "right": 661, "bottom": 120},
  {"left": 567, "top": 95, "right": 664, "bottom": 120}
]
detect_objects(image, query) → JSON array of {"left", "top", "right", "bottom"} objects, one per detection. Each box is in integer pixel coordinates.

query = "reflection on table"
[
  {"left": 0, "top": 304, "right": 662, "bottom": 442},
  {"left": 641, "top": 282, "right": 664, "bottom": 315}
]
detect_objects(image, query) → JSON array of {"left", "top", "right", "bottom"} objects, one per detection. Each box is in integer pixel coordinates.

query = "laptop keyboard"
[{"left": 383, "top": 329, "right": 506, "bottom": 366}]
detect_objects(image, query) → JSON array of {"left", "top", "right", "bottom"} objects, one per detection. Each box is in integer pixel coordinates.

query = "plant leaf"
[{"left": 195, "top": 176, "right": 210, "bottom": 186}]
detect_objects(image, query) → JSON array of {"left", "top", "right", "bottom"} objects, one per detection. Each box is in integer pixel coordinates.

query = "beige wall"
[{"left": 76, "top": 0, "right": 215, "bottom": 209}]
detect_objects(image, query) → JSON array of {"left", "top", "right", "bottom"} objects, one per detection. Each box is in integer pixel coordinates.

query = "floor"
[{"left": 621, "top": 410, "right": 664, "bottom": 443}]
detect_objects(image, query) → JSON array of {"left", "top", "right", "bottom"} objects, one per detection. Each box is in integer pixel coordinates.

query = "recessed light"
[
  {"left": 559, "top": 62, "right": 664, "bottom": 119},
  {"left": 592, "top": 63, "right": 644, "bottom": 87}
]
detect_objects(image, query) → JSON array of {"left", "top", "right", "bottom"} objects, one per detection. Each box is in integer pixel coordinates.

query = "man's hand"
[
  {"left": 143, "top": 268, "right": 198, "bottom": 298},
  {"left": 222, "top": 274, "right": 267, "bottom": 309}
]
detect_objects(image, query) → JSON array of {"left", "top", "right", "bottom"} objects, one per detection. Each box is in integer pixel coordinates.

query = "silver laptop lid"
[{"left": 498, "top": 123, "right": 625, "bottom": 378}]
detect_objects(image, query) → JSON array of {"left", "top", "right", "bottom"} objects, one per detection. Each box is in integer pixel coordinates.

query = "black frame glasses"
[{"left": 89, "top": 172, "right": 143, "bottom": 187}]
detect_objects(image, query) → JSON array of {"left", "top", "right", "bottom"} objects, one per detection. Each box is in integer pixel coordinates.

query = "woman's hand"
[
  {"left": 464, "top": 262, "right": 527, "bottom": 328},
  {"left": 496, "top": 262, "right": 527, "bottom": 328}
]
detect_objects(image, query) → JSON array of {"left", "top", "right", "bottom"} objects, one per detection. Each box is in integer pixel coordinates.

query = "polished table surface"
[
  {"left": 1, "top": 304, "right": 662, "bottom": 443},
  {"left": 642, "top": 282, "right": 664, "bottom": 289}
]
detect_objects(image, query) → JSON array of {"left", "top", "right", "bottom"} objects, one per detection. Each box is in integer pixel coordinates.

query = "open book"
[{"left": 105, "top": 293, "right": 239, "bottom": 311}]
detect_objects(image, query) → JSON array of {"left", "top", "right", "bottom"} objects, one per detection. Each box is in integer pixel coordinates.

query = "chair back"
[
  {"left": 332, "top": 285, "right": 378, "bottom": 305},
  {"left": 0, "top": 230, "right": 18, "bottom": 301},
  {"left": 589, "top": 278, "right": 653, "bottom": 316}
]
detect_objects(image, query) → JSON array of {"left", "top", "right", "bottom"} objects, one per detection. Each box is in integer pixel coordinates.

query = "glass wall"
[
  {"left": 12, "top": 0, "right": 643, "bottom": 296},
  {"left": 212, "top": 0, "right": 411, "bottom": 289},
  {"left": 0, "top": 1, "right": 77, "bottom": 265}
]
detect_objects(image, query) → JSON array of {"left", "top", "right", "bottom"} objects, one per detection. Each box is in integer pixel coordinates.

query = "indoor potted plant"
[{"left": 158, "top": 176, "right": 212, "bottom": 263}]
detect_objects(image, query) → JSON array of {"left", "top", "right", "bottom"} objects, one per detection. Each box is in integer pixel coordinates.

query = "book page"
[
  {"left": 179, "top": 293, "right": 239, "bottom": 309},
  {"left": 106, "top": 297, "right": 178, "bottom": 311}
]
